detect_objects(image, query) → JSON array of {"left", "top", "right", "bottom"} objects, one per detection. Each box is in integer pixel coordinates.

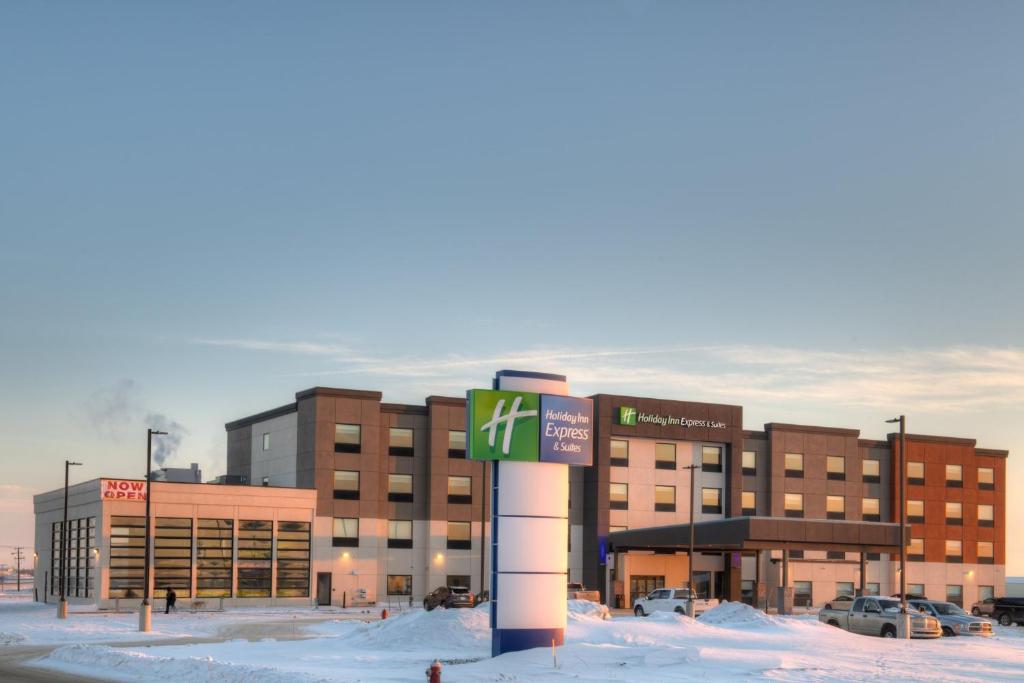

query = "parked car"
[
  {"left": 971, "top": 597, "right": 997, "bottom": 617},
  {"left": 818, "top": 597, "right": 942, "bottom": 638},
  {"left": 632, "top": 588, "right": 718, "bottom": 617},
  {"left": 423, "top": 585, "right": 475, "bottom": 611},
  {"left": 567, "top": 582, "right": 601, "bottom": 603},
  {"left": 823, "top": 594, "right": 855, "bottom": 610},
  {"left": 991, "top": 597, "right": 1024, "bottom": 626},
  {"left": 909, "top": 599, "right": 993, "bottom": 637}
]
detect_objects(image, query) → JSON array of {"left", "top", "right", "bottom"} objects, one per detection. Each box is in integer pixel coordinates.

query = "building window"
[
  {"left": 447, "top": 575, "right": 471, "bottom": 589},
  {"left": 742, "top": 450, "right": 756, "bottom": 476},
  {"left": 827, "top": 550, "right": 846, "bottom": 560},
  {"left": 784, "top": 493, "right": 804, "bottom": 518},
  {"left": 334, "top": 423, "right": 360, "bottom": 453},
  {"left": 789, "top": 550, "right": 804, "bottom": 559},
  {"left": 978, "top": 504, "right": 994, "bottom": 528},
  {"left": 276, "top": 521, "right": 310, "bottom": 597},
  {"left": 907, "top": 499, "right": 924, "bottom": 524},
  {"left": 701, "top": 487, "right": 722, "bottom": 514},
  {"left": 333, "top": 470, "right": 360, "bottom": 500},
  {"left": 196, "top": 518, "right": 232, "bottom": 598},
  {"left": 945, "top": 501, "right": 962, "bottom": 525},
  {"left": 447, "top": 521, "right": 472, "bottom": 550},
  {"left": 867, "top": 552, "right": 881, "bottom": 561},
  {"left": 907, "top": 461, "right": 924, "bottom": 486},
  {"left": 237, "top": 520, "right": 273, "bottom": 598},
  {"left": 741, "top": 580, "right": 755, "bottom": 606},
  {"left": 945, "top": 464, "right": 963, "bottom": 488},
  {"left": 701, "top": 445, "right": 723, "bottom": 473},
  {"left": 54, "top": 516, "right": 96, "bottom": 599},
  {"left": 946, "top": 584, "right": 963, "bottom": 607},
  {"left": 108, "top": 516, "right": 144, "bottom": 599},
  {"left": 448, "top": 431, "right": 466, "bottom": 458},
  {"left": 826, "top": 495, "right": 845, "bottom": 520},
  {"left": 332, "top": 517, "right": 359, "bottom": 547},
  {"left": 388, "top": 474, "right": 413, "bottom": 502},
  {"left": 610, "top": 440, "right": 629, "bottom": 467},
  {"left": 610, "top": 483, "right": 628, "bottom": 510},
  {"left": 793, "top": 581, "right": 812, "bottom": 607},
  {"left": 979, "top": 585, "right": 994, "bottom": 602},
  {"left": 388, "top": 520, "right": 413, "bottom": 549},
  {"left": 655, "top": 443, "right": 676, "bottom": 470},
  {"left": 447, "top": 476, "right": 472, "bottom": 504},
  {"left": 862, "top": 498, "right": 880, "bottom": 522},
  {"left": 387, "top": 575, "right": 412, "bottom": 596},
  {"left": 908, "top": 537, "right": 925, "bottom": 562},
  {"left": 945, "top": 539, "right": 962, "bottom": 563},
  {"left": 908, "top": 583, "right": 925, "bottom": 596},
  {"left": 784, "top": 453, "right": 803, "bottom": 478},
  {"left": 389, "top": 427, "right": 414, "bottom": 456},
  {"left": 655, "top": 485, "right": 676, "bottom": 512},
  {"left": 741, "top": 491, "right": 756, "bottom": 516},
  {"left": 155, "top": 517, "right": 193, "bottom": 598},
  {"left": 836, "top": 581, "right": 854, "bottom": 597},
  {"left": 862, "top": 459, "right": 880, "bottom": 483},
  {"left": 609, "top": 525, "right": 628, "bottom": 533},
  {"left": 977, "top": 541, "right": 994, "bottom": 564},
  {"left": 826, "top": 456, "right": 845, "bottom": 481},
  {"left": 978, "top": 467, "right": 994, "bottom": 491},
  {"left": 262, "top": 433, "right": 270, "bottom": 450},
  {"left": 866, "top": 582, "right": 880, "bottom": 596}
]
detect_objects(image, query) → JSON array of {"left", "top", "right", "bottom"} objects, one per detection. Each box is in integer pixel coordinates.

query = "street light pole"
[
  {"left": 887, "top": 415, "right": 909, "bottom": 639},
  {"left": 140, "top": 428, "right": 167, "bottom": 632},
  {"left": 58, "top": 460, "right": 82, "bottom": 619},
  {"left": 682, "top": 462, "right": 701, "bottom": 617},
  {"left": 12, "top": 548, "right": 24, "bottom": 592}
]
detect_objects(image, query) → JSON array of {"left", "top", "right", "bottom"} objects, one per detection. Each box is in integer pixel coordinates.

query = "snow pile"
[
  {"left": 322, "top": 606, "right": 490, "bottom": 652},
  {"left": 36, "top": 644, "right": 331, "bottom": 683},
  {"left": 697, "top": 601, "right": 779, "bottom": 627},
  {"left": 567, "top": 599, "right": 610, "bottom": 620}
]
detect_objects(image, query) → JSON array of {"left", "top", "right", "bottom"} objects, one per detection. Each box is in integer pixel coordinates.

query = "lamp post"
[
  {"left": 139, "top": 428, "right": 167, "bottom": 632},
  {"left": 58, "top": 460, "right": 83, "bottom": 619},
  {"left": 682, "top": 462, "right": 701, "bottom": 617},
  {"left": 886, "top": 415, "right": 909, "bottom": 639}
]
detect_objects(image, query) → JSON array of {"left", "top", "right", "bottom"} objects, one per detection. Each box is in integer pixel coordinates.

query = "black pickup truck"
[{"left": 992, "top": 597, "right": 1024, "bottom": 626}]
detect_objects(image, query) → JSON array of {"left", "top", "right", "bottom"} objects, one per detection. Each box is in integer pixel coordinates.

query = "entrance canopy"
[{"left": 608, "top": 516, "right": 906, "bottom": 554}]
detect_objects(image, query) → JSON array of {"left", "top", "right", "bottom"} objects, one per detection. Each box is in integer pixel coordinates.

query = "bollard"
[
  {"left": 425, "top": 659, "right": 442, "bottom": 682},
  {"left": 381, "top": 608, "right": 388, "bottom": 620}
]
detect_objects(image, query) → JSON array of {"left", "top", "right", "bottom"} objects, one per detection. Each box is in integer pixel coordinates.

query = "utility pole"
[
  {"left": 682, "top": 462, "right": 701, "bottom": 617},
  {"left": 886, "top": 415, "right": 909, "bottom": 639},
  {"left": 58, "top": 460, "right": 83, "bottom": 619},
  {"left": 12, "top": 548, "right": 25, "bottom": 592},
  {"left": 140, "top": 428, "right": 167, "bottom": 632}
]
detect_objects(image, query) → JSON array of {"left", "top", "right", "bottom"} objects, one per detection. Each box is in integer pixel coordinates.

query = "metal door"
[{"left": 316, "top": 572, "right": 332, "bottom": 606}]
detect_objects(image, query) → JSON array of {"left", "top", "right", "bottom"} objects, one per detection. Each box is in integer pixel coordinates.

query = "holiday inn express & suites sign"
[
  {"left": 467, "top": 389, "right": 593, "bottom": 465},
  {"left": 618, "top": 405, "right": 727, "bottom": 429}
]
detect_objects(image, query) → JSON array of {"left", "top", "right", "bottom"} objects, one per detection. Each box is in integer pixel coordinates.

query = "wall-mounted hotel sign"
[
  {"left": 618, "top": 405, "right": 726, "bottom": 429},
  {"left": 468, "top": 389, "right": 593, "bottom": 466},
  {"left": 101, "top": 479, "right": 147, "bottom": 501}
]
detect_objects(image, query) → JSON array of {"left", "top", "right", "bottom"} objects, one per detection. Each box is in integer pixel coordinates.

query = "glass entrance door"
[{"left": 630, "top": 575, "right": 664, "bottom": 600}]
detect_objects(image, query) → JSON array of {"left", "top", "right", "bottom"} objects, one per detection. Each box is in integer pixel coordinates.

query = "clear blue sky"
[{"left": 1, "top": 2, "right": 1021, "bottom": 573}]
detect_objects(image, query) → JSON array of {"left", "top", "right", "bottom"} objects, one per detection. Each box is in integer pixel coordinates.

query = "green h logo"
[
  {"left": 467, "top": 389, "right": 540, "bottom": 461},
  {"left": 618, "top": 406, "right": 637, "bottom": 426}
]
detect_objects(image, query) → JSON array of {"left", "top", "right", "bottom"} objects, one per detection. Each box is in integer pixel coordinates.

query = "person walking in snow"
[{"left": 165, "top": 586, "right": 177, "bottom": 614}]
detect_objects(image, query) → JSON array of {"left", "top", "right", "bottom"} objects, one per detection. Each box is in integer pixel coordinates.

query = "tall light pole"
[
  {"left": 12, "top": 548, "right": 25, "bottom": 592},
  {"left": 886, "top": 415, "right": 909, "bottom": 639},
  {"left": 682, "top": 462, "right": 701, "bottom": 617},
  {"left": 58, "top": 460, "right": 83, "bottom": 619},
  {"left": 140, "top": 428, "right": 167, "bottom": 632}
]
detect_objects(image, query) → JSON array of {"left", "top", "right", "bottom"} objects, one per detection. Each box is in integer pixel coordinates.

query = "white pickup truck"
[{"left": 632, "top": 588, "right": 719, "bottom": 616}]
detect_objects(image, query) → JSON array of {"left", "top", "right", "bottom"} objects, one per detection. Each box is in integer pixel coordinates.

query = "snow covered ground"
[{"left": 6, "top": 597, "right": 1024, "bottom": 681}]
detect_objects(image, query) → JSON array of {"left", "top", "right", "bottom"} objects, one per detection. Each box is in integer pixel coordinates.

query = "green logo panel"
[
  {"left": 467, "top": 389, "right": 540, "bottom": 461},
  {"left": 618, "top": 406, "right": 637, "bottom": 426}
]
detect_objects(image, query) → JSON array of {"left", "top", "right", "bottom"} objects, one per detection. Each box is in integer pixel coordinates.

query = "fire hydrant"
[
  {"left": 381, "top": 608, "right": 388, "bottom": 620},
  {"left": 426, "top": 659, "right": 442, "bottom": 682}
]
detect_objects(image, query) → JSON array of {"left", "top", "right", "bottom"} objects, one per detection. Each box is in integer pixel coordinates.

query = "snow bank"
[
  {"left": 35, "top": 644, "right": 330, "bottom": 683},
  {"left": 697, "top": 601, "right": 779, "bottom": 627},
  {"left": 567, "top": 599, "right": 610, "bottom": 620},
  {"left": 320, "top": 606, "right": 490, "bottom": 653}
]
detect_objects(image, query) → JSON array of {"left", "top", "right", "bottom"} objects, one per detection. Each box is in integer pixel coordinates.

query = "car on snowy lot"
[
  {"left": 971, "top": 597, "right": 997, "bottom": 617},
  {"left": 632, "top": 588, "right": 718, "bottom": 617},
  {"left": 991, "top": 597, "right": 1024, "bottom": 626},
  {"left": 818, "top": 597, "right": 942, "bottom": 638},
  {"left": 423, "top": 585, "right": 475, "bottom": 611},
  {"left": 908, "top": 599, "right": 993, "bottom": 637},
  {"left": 823, "top": 594, "right": 855, "bottom": 610},
  {"left": 567, "top": 583, "right": 601, "bottom": 603}
]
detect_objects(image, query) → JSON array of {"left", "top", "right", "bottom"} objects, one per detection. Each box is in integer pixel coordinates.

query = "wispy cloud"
[{"left": 191, "top": 338, "right": 1024, "bottom": 414}]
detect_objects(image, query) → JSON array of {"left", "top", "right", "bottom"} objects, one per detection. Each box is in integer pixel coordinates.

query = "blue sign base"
[{"left": 492, "top": 627, "right": 565, "bottom": 657}]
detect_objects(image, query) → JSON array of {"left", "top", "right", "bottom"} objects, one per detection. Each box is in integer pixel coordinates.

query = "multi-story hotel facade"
[{"left": 35, "top": 380, "right": 1007, "bottom": 610}]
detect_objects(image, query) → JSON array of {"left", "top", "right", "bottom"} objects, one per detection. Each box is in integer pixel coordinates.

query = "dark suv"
[
  {"left": 423, "top": 585, "right": 475, "bottom": 611},
  {"left": 992, "top": 597, "right": 1024, "bottom": 626}
]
